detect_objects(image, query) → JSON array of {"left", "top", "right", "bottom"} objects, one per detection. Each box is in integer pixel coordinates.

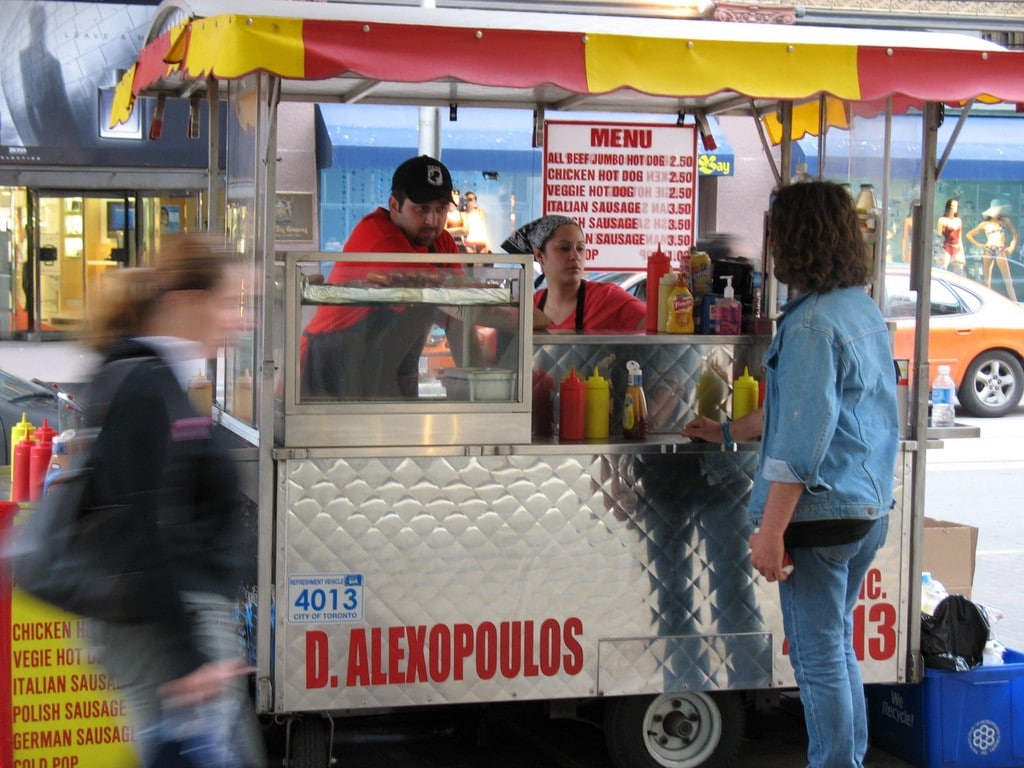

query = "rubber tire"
[
  {"left": 604, "top": 692, "right": 744, "bottom": 768},
  {"left": 958, "top": 349, "right": 1024, "bottom": 417},
  {"left": 288, "top": 715, "right": 332, "bottom": 768}
]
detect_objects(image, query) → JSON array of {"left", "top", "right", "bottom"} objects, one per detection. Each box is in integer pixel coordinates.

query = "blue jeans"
[
  {"left": 779, "top": 516, "right": 889, "bottom": 768},
  {"left": 91, "top": 592, "right": 267, "bottom": 768}
]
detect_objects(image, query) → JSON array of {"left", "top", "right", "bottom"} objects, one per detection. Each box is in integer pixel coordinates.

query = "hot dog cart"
[{"left": 109, "top": 3, "right": 1024, "bottom": 766}]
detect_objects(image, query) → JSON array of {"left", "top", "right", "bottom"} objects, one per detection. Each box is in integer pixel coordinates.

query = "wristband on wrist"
[{"left": 721, "top": 419, "right": 736, "bottom": 449}]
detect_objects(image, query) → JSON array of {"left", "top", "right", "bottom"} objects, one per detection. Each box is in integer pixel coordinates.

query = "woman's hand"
[
  {"left": 682, "top": 415, "right": 723, "bottom": 443},
  {"left": 748, "top": 527, "right": 791, "bottom": 582},
  {"left": 158, "top": 659, "right": 255, "bottom": 708}
]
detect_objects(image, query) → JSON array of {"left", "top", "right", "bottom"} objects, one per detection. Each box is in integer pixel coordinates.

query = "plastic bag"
[{"left": 920, "top": 594, "right": 990, "bottom": 671}]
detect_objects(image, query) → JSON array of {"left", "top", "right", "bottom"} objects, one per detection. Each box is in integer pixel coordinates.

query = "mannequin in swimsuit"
[
  {"left": 936, "top": 198, "right": 966, "bottom": 274},
  {"left": 967, "top": 201, "right": 1018, "bottom": 302}
]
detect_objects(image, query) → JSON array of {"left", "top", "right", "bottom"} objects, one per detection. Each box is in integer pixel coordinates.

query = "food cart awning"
[
  {"left": 111, "top": 0, "right": 1024, "bottom": 129},
  {"left": 314, "top": 104, "right": 735, "bottom": 175}
]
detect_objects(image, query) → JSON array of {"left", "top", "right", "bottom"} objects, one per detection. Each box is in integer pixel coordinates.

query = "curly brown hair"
[{"left": 768, "top": 181, "right": 870, "bottom": 293}]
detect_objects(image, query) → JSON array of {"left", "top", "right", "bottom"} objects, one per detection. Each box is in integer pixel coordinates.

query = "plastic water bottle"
[
  {"left": 790, "top": 162, "right": 813, "bottom": 184},
  {"left": 930, "top": 365, "right": 956, "bottom": 428},
  {"left": 920, "top": 571, "right": 948, "bottom": 616},
  {"left": 984, "top": 639, "right": 1006, "bottom": 666}
]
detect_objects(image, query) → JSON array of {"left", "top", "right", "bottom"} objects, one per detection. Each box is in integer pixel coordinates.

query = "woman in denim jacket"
[{"left": 687, "top": 181, "right": 899, "bottom": 768}]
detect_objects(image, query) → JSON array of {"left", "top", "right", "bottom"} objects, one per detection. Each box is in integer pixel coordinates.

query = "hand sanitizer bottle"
[{"left": 712, "top": 275, "right": 742, "bottom": 334}]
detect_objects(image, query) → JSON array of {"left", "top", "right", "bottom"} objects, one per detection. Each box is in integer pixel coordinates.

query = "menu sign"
[{"left": 543, "top": 121, "right": 698, "bottom": 270}]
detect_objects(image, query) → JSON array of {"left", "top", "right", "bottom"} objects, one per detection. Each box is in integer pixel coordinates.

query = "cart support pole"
[{"left": 905, "top": 101, "right": 941, "bottom": 679}]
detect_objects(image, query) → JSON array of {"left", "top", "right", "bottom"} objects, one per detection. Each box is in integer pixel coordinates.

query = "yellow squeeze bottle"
[
  {"left": 584, "top": 368, "right": 610, "bottom": 440},
  {"left": 732, "top": 366, "right": 759, "bottom": 421},
  {"left": 10, "top": 413, "right": 35, "bottom": 479},
  {"left": 665, "top": 270, "right": 695, "bottom": 334}
]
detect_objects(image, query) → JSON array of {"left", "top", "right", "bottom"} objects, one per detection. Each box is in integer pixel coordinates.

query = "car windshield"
[
  {"left": 0, "top": 369, "right": 56, "bottom": 403},
  {"left": 884, "top": 273, "right": 974, "bottom": 318}
]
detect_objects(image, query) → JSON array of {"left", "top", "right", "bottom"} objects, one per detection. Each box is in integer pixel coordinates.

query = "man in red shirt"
[{"left": 301, "top": 155, "right": 460, "bottom": 398}]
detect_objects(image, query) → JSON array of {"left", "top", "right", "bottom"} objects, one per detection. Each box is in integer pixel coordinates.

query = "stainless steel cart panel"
[{"left": 273, "top": 446, "right": 909, "bottom": 713}]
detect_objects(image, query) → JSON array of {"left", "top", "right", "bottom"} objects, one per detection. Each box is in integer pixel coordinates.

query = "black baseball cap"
[{"left": 392, "top": 155, "right": 455, "bottom": 204}]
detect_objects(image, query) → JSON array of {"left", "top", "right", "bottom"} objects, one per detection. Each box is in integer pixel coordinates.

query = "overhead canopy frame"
[{"left": 112, "top": 0, "right": 1024, "bottom": 129}]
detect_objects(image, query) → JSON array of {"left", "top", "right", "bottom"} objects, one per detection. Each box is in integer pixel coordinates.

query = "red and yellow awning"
[{"left": 111, "top": 11, "right": 1024, "bottom": 131}]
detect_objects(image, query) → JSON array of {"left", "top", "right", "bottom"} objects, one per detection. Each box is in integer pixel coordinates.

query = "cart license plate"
[{"left": 288, "top": 573, "right": 364, "bottom": 623}]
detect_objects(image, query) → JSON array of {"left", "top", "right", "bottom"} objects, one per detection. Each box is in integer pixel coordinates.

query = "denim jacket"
[{"left": 748, "top": 287, "right": 899, "bottom": 527}]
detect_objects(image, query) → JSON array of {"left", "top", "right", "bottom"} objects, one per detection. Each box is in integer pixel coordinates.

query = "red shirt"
[
  {"left": 534, "top": 280, "right": 647, "bottom": 331},
  {"left": 304, "top": 208, "right": 460, "bottom": 337}
]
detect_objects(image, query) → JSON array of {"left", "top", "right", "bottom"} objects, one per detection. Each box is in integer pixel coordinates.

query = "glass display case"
[{"left": 277, "top": 252, "right": 532, "bottom": 448}]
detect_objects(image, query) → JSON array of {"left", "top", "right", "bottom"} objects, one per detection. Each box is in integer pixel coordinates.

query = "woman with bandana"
[{"left": 503, "top": 215, "right": 646, "bottom": 331}]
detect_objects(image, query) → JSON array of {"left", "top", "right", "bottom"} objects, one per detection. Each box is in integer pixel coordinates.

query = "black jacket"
[{"left": 86, "top": 339, "right": 245, "bottom": 677}]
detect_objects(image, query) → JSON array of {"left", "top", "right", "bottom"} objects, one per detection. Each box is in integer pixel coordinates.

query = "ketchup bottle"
[
  {"left": 558, "top": 368, "right": 585, "bottom": 442},
  {"left": 532, "top": 367, "right": 555, "bottom": 437},
  {"left": 646, "top": 244, "right": 671, "bottom": 333},
  {"left": 12, "top": 436, "right": 34, "bottom": 502},
  {"left": 29, "top": 440, "right": 53, "bottom": 502}
]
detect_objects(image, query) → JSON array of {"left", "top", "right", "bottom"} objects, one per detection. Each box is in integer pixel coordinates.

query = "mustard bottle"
[
  {"left": 10, "top": 412, "right": 35, "bottom": 478},
  {"left": 233, "top": 368, "right": 254, "bottom": 422},
  {"left": 696, "top": 362, "right": 727, "bottom": 421},
  {"left": 665, "top": 269, "right": 695, "bottom": 334},
  {"left": 732, "top": 366, "right": 759, "bottom": 421},
  {"left": 187, "top": 368, "right": 214, "bottom": 415},
  {"left": 584, "top": 367, "right": 610, "bottom": 440}
]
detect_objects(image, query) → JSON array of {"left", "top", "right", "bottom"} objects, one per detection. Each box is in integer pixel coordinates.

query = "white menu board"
[{"left": 543, "top": 121, "right": 698, "bottom": 270}]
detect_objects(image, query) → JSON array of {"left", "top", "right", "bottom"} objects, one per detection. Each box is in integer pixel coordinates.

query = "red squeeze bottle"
[
  {"left": 646, "top": 244, "right": 671, "bottom": 332},
  {"left": 30, "top": 417, "right": 57, "bottom": 501},
  {"left": 559, "top": 368, "right": 586, "bottom": 442},
  {"left": 12, "top": 436, "right": 34, "bottom": 502},
  {"left": 35, "top": 418, "right": 57, "bottom": 447},
  {"left": 29, "top": 440, "right": 53, "bottom": 502},
  {"left": 532, "top": 367, "right": 555, "bottom": 437}
]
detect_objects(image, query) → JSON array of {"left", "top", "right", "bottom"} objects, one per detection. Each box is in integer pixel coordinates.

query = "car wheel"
[{"left": 958, "top": 350, "right": 1024, "bottom": 417}]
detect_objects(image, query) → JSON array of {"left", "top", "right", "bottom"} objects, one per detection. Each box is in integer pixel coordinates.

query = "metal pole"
[{"left": 906, "top": 101, "right": 940, "bottom": 681}]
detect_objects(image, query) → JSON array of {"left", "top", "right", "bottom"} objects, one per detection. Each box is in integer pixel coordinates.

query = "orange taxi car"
[{"left": 885, "top": 266, "right": 1024, "bottom": 417}]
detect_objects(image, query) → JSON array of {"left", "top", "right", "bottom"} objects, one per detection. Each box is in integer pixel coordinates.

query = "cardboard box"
[
  {"left": 924, "top": 517, "right": 978, "bottom": 598},
  {"left": 867, "top": 648, "right": 1024, "bottom": 768}
]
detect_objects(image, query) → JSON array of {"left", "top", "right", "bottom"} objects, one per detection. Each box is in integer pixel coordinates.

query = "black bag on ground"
[
  {"left": 920, "top": 594, "right": 990, "bottom": 671},
  {"left": 7, "top": 357, "right": 160, "bottom": 623}
]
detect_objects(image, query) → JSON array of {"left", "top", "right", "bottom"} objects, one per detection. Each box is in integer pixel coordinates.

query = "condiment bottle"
[
  {"left": 712, "top": 275, "right": 742, "bottom": 335},
  {"left": 28, "top": 420, "right": 56, "bottom": 502},
  {"left": 187, "top": 367, "right": 214, "bottom": 415},
  {"left": 732, "top": 366, "right": 759, "bottom": 421},
  {"left": 11, "top": 435, "right": 34, "bottom": 502},
  {"left": 665, "top": 268, "right": 695, "bottom": 334},
  {"left": 658, "top": 271, "right": 677, "bottom": 333},
  {"left": 532, "top": 367, "right": 555, "bottom": 437},
  {"left": 695, "top": 361, "right": 727, "bottom": 422},
  {"left": 233, "top": 369, "right": 254, "bottom": 422},
  {"left": 584, "top": 367, "right": 610, "bottom": 440},
  {"left": 10, "top": 412, "right": 35, "bottom": 479},
  {"left": 35, "top": 418, "right": 57, "bottom": 448},
  {"left": 622, "top": 360, "right": 649, "bottom": 440},
  {"left": 558, "top": 367, "right": 585, "bottom": 442},
  {"left": 645, "top": 244, "right": 671, "bottom": 333}
]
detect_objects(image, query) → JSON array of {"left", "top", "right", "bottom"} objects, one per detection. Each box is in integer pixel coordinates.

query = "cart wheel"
[
  {"left": 287, "top": 715, "right": 333, "bottom": 768},
  {"left": 604, "top": 692, "right": 743, "bottom": 768}
]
